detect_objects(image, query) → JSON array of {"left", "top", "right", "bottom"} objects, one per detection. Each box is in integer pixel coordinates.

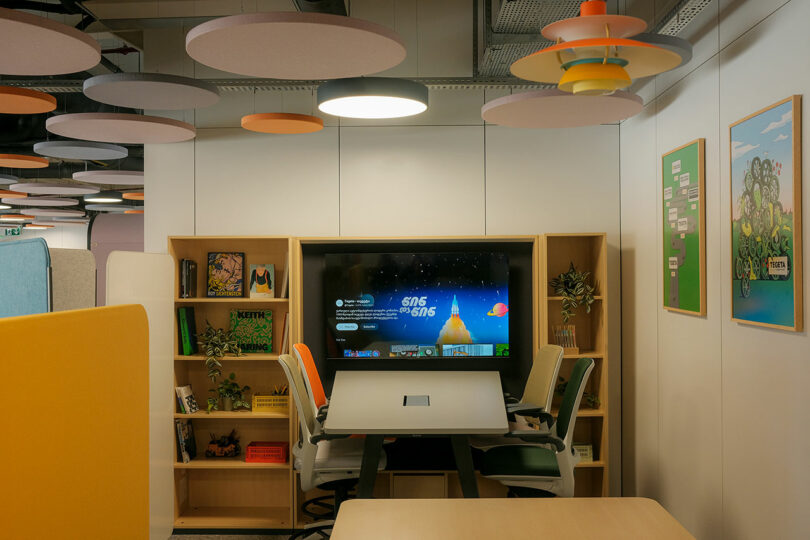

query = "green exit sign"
[{"left": 4, "top": 226, "right": 21, "bottom": 236}]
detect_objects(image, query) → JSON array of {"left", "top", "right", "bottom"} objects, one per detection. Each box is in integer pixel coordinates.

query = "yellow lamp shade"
[
  {"left": 558, "top": 62, "right": 631, "bottom": 95},
  {"left": 0, "top": 86, "right": 57, "bottom": 114},
  {"left": 241, "top": 113, "right": 324, "bottom": 134}
]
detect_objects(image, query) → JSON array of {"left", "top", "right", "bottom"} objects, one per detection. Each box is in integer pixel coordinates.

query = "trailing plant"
[
  {"left": 549, "top": 262, "right": 596, "bottom": 323},
  {"left": 197, "top": 321, "right": 242, "bottom": 382},
  {"left": 555, "top": 376, "right": 601, "bottom": 409},
  {"left": 207, "top": 372, "right": 251, "bottom": 412}
]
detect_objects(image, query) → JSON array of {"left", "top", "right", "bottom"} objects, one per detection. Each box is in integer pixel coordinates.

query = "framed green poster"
[
  {"left": 662, "top": 139, "right": 706, "bottom": 315},
  {"left": 730, "top": 95, "right": 803, "bottom": 331}
]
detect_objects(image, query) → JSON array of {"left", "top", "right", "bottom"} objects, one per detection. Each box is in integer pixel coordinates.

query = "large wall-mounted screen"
[{"left": 324, "top": 252, "right": 510, "bottom": 359}]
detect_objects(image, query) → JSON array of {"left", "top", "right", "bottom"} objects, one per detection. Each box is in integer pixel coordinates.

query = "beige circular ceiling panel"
[
  {"left": 2, "top": 196, "right": 80, "bottom": 206},
  {"left": 73, "top": 170, "right": 144, "bottom": 185},
  {"left": 83, "top": 73, "right": 220, "bottom": 110},
  {"left": 481, "top": 89, "right": 643, "bottom": 128},
  {"left": 186, "top": 12, "right": 406, "bottom": 79},
  {"left": 0, "top": 7, "right": 100, "bottom": 75},
  {"left": 46, "top": 113, "right": 196, "bottom": 144},
  {"left": 10, "top": 182, "right": 99, "bottom": 195}
]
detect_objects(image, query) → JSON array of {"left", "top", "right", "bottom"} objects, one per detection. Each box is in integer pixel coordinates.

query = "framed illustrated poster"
[
  {"left": 662, "top": 138, "right": 706, "bottom": 315},
  {"left": 729, "top": 95, "right": 803, "bottom": 331}
]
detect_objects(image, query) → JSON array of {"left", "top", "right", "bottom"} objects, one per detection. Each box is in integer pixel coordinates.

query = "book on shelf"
[
  {"left": 176, "top": 306, "right": 198, "bottom": 355},
  {"left": 175, "top": 384, "right": 199, "bottom": 414},
  {"left": 248, "top": 263, "right": 275, "bottom": 298},
  {"left": 175, "top": 419, "right": 197, "bottom": 463},
  {"left": 280, "top": 312, "right": 290, "bottom": 355},
  {"left": 207, "top": 252, "right": 245, "bottom": 297},
  {"left": 180, "top": 259, "right": 197, "bottom": 298},
  {"left": 230, "top": 309, "right": 272, "bottom": 353},
  {"left": 280, "top": 256, "right": 289, "bottom": 299}
]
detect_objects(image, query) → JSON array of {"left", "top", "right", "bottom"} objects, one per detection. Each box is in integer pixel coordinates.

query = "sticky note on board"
[
  {"left": 664, "top": 186, "right": 673, "bottom": 200},
  {"left": 680, "top": 172, "right": 691, "bottom": 187},
  {"left": 669, "top": 207, "right": 678, "bottom": 221},
  {"left": 691, "top": 203, "right": 697, "bottom": 210},
  {"left": 680, "top": 233, "right": 686, "bottom": 239},
  {"left": 672, "top": 160, "right": 682, "bottom": 174},
  {"left": 678, "top": 217, "right": 688, "bottom": 231},
  {"left": 669, "top": 257, "right": 679, "bottom": 270},
  {"left": 688, "top": 186, "right": 700, "bottom": 202}
]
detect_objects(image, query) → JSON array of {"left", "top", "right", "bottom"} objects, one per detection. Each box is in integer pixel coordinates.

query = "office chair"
[
  {"left": 293, "top": 343, "right": 329, "bottom": 421},
  {"left": 478, "top": 356, "right": 595, "bottom": 498},
  {"left": 278, "top": 354, "right": 386, "bottom": 539},
  {"left": 470, "top": 345, "right": 564, "bottom": 450}
]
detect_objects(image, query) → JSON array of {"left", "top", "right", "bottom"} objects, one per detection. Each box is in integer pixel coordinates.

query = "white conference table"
[{"left": 323, "top": 370, "right": 509, "bottom": 498}]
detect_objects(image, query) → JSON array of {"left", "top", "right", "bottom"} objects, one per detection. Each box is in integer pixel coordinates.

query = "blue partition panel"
[{"left": 0, "top": 238, "right": 51, "bottom": 318}]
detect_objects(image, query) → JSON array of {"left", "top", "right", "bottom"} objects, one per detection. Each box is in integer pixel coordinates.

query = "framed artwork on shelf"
[
  {"left": 662, "top": 138, "right": 706, "bottom": 316},
  {"left": 249, "top": 263, "right": 275, "bottom": 298},
  {"left": 729, "top": 95, "right": 803, "bottom": 331},
  {"left": 207, "top": 252, "right": 245, "bottom": 297}
]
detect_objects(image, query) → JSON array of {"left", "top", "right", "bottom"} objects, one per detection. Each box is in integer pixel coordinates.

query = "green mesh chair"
[{"left": 479, "top": 357, "right": 595, "bottom": 497}]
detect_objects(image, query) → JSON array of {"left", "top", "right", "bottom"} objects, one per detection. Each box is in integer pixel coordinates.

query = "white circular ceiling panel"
[
  {"left": 0, "top": 7, "right": 101, "bottom": 75},
  {"left": 25, "top": 208, "right": 86, "bottom": 217},
  {"left": 83, "top": 72, "right": 220, "bottom": 110},
  {"left": 481, "top": 89, "right": 643, "bottom": 128},
  {"left": 85, "top": 203, "right": 140, "bottom": 212},
  {"left": 2, "top": 196, "right": 79, "bottom": 206},
  {"left": 0, "top": 174, "right": 18, "bottom": 185},
  {"left": 46, "top": 113, "right": 196, "bottom": 144},
  {"left": 34, "top": 140, "right": 128, "bottom": 160},
  {"left": 72, "top": 170, "right": 144, "bottom": 185},
  {"left": 10, "top": 182, "right": 99, "bottom": 195},
  {"left": 186, "top": 12, "right": 406, "bottom": 79}
]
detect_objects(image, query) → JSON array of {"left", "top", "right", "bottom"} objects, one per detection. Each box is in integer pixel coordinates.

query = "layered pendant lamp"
[
  {"left": 509, "top": 0, "right": 682, "bottom": 95},
  {"left": 317, "top": 77, "right": 429, "bottom": 119}
]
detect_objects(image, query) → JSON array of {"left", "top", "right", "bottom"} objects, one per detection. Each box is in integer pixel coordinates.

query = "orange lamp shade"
[
  {"left": 0, "top": 189, "right": 27, "bottom": 199},
  {"left": 241, "top": 113, "right": 324, "bottom": 134},
  {"left": 580, "top": 0, "right": 607, "bottom": 16},
  {"left": 122, "top": 192, "right": 144, "bottom": 201},
  {"left": 0, "top": 154, "right": 49, "bottom": 168},
  {"left": 558, "top": 62, "right": 631, "bottom": 95},
  {"left": 2, "top": 214, "right": 35, "bottom": 221},
  {"left": 124, "top": 209, "right": 144, "bottom": 214},
  {"left": 0, "top": 86, "right": 57, "bottom": 114}
]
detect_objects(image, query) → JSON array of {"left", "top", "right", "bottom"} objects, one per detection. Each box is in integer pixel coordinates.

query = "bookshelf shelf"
[
  {"left": 550, "top": 407, "right": 605, "bottom": 418},
  {"left": 575, "top": 461, "right": 605, "bottom": 469},
  {"left": 176, "top": 297, "right": 289, "bottom": 304},
  {"left": 547, "top": 296, "right": 604, "bottom": 301},
  {"left": 175, "top": 457, "right": 290, "bottom": 470},
  {"left": 174, "top": 411, "right": 289, "bottom": 419},
  {"left": 562, "top": 351, "right": 604, "bottom": 359},
  {"left": 170, "top": 236, "right": 295, "bottom": 530}
]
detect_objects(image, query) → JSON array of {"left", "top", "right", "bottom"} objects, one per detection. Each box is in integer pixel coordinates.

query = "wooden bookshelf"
[
  {"left": 542, "top": 233, "right": 609, "bottom": 497},
  {"left": 169, "top": 236, "right": 295, "bottom": 530}
]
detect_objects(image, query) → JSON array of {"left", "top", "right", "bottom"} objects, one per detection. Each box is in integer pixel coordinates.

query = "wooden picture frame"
[
  {"left": 729, "top": 95, "right": 803, "bottom": 331},
  {"left": 662, "top": 138, "right": 706, "bottom": 316}
]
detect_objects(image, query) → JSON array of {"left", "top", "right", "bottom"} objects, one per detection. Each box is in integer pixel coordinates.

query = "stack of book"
[
  {"left": 177, "top": 307, "right": 198, "bottom": 355},
  {"left": 180, "top": 259, "right": 197, "bottom": 298}
]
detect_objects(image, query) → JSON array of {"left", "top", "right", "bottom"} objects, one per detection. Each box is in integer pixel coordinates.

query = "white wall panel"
[
  {"left": 16, "top": 225, "right": 89, "bottom": 249},
  {"left": 145, "top": 141, "right": 195, "bottom": 253},
  {"left": 194, "top": 128, "right": 340, "bottom": 236},
  {"left": 718, "top": 0, "right": 789, "bottom": 49},
  {"left": 339, "top": 126, "right": 485, "bottom": 236}
]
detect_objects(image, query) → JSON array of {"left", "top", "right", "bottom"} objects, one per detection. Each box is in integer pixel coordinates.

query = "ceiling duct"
[{"left": 292, "top": 0, "right": 347, "bottom": 16}]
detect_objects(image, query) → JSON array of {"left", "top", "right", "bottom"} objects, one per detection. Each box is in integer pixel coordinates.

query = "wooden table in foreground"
[{"left": 330, "top": 497, "right": 695, "bottom": 540}]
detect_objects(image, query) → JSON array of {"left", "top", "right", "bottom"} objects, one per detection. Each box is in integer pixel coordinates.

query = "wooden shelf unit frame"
[
  {"left": 169, "top": 236, "right": 296, "bottom": 531},
  {"left": 542, "top": 233, "right": 609, "bottom": 497}
]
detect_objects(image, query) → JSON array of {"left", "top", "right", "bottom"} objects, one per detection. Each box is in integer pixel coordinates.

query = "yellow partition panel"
[{"left": 0, "top": 304, "right": 149, "bottom": 539}]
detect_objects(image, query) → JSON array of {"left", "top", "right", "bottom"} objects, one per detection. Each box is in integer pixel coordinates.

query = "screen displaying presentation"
[{"left": 324, "top": 252, "right": 509, "bottom": 359}]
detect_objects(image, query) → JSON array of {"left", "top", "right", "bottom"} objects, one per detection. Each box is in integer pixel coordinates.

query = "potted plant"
[
  {"left": 208, "top": 372, "right": 251, "bottom": 412},
  {"left": 549, "top": 262, "right": 596, "bottom": 323},
  {"left": 197, "top": 321, "right": 242, "bottom": 382}
]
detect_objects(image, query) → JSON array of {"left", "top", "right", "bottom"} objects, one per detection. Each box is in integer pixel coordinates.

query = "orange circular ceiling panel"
[
  {"left": 511, "top": 38, "right": 681, "bottom": 83},
  {"left": 0, "top": 86, "right": 57, "bottom": 114},
  {"left": 122, "top": 192, "right": 144, "bottom": 201},
  {"left": 0, "top": 189, "right": 27, "bottom": 199},
  {"left": 0, "top": 154, "right": 49, "bottom": 168},
  {"left": 2, "top": 214, "right": 34, "bottom": 221},
  {"left": 241, "top": 113, "right": 324, "bottom": 134},
  {"left": 124, "top": 209, "right": 144, "bottom": 214}
]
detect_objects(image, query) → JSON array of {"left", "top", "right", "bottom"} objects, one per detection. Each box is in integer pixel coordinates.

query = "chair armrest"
[
  {"left": 309, "top": 422, "right": 350, "bottom": 444},
  {"left": 316, "top": 404, "right": 329, "bottom": 423},
  {"left": 504, "top": 430, "right": 565, "bottom": 452},
  {"left": 506, "top": 404, "right": 555, "bottom": 428}
]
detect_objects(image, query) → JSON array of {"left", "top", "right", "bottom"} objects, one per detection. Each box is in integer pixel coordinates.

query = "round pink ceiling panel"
[{"left": 46, "top": 113, "right": 196, "bottom": 144}]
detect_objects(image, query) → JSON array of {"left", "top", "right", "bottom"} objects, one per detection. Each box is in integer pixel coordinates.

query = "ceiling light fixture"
[
  {"left": 83, "top": 191, "right": 123, "bottom": 204},
  {"left": 0, "top": 154, "right": 49, "bottom": 168},
  {"left": 317, "top": 77, "right": 428, "bottom": 119},
  {"left": 1, "top": 214, "right": 34, "bottom": 222},
  {"left": 46, "top": 113, "right": 196, "bottom": 144},
  {"left": 34, "top": 141, "right": 128, "bottom": 161},
  {"left": 0, "top": 204, "right": 10, "bottom": 210},
  {"left": 186, "top": 12, "right": 406, "bottom": 79},
  {"left": 0, "top": 86, "right": 56, "bottom": 114},
  {"left": 241, "top": 113, "right": 324, "bottom": 134},
  {"left": 83, "top": 73, "right": 220, "bottom": 110},
  {"left": 510, "top": 0, "right": 681, "bottom": 95}
]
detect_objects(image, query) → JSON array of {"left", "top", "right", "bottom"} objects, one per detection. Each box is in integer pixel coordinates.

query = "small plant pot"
[{"left": 223, "top": 397, "right": 234, "bottom": 411}]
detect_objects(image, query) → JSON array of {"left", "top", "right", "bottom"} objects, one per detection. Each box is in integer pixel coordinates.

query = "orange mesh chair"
[{"left": 293, "top": 343, "right": 328, "bottom": 419}]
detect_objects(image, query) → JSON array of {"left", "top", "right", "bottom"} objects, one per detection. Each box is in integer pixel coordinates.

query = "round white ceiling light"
[
  {"left": 83, "top": 73, "right": 220, "bottom": 110},
  {"left": 317, "top": 77, "right": 428, "bottom": 119},
  {"left": 72, "top": 170, "right": 144, "bottom": 185},
  {"left": 186, "top": 12, "right": 406, "bottom": 79},
  {"left": 33, "top": 141, "right": 128, "bottom": 161},
  {"left": 46, "top": 113, "right": 196, "bottom": 144}
]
